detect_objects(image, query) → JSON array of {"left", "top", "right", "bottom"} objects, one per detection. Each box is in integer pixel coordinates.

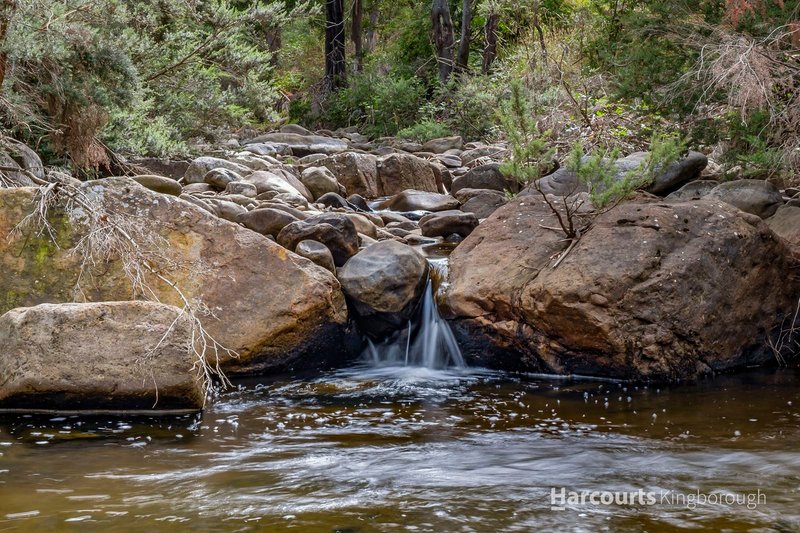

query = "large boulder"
[
  {"left": 244, "top": 133, "right": 348, "bottom": 156},
  {"left": 183, "top": 157, "right": 251, "bottom": 184},
  {"left": 378, "top": 190, "right": 459, "bottom": 212},
  {"left": 708, "top": 179, "right": 784, "bottom": 219},
  {"left": 377, "top": 154, "right": 439, "bottom": 196},
  {"left": 451, "top": 163, "right": 515, "bottom": 195},
  {"left": 317, "top": 152, "right": 380, "bottom": 198},
  {"left": 443, "top": 195, "right": 799, "bottom": 380},
  {"left": 296, "top": 240, "right": 336, "bottom": 273},
  {"left": 0, "top": 179, "right": 351, "bottom": 375},
  {"left": 277, "top": 213, "right": 360, "bottom": 266},
  {"left": 337, "top": 240, "right": 429, "bottom": 336},
  {"left": 665, "top": 180, "right": 719, "bottom": 202},
  {"left": 0, "top": 301, "right": 204, "bottom": 413}
]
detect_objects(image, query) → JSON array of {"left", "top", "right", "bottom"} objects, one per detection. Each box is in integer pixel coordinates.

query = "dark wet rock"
[
  {"left": 0, "top": 301, "right": 204, "bottom": 413},
  {"left": 379, "top": 212, "right": 414, "bottom": 225},
  {"left": 277, "top": 213, "right": 360, "bottom": 266},
  {"left": 708, "top": 179, "right": 784, "bottom": 219},
  {"left": 295, "top": 240, "right": 336, "bottom": 273},
  {"left": 347, "top": 194, "right": 371, "bottom": 212},
  {"left": 337, "top": 240, "right": 429, "bottom": 337},
  {"left": 132, "top": 175, "right": 182, "bottom": 196},
  {"left": 443, "top": 195, "right": 799, "bottom": 380},
  {"left": 378, "top": 190, "right": 459, "bottom": 212},
  {"left": 451, "top": 163, "right": 514, "bottom": 195},
  {"left": 317, "top": 192, "right": 352, "bottom": 209},
  {"left": 420, "top": 210, "right": 480, "bottom": 238}
]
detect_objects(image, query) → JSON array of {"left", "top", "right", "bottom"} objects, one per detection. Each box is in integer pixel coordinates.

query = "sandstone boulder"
[
  {"left": 0, "top": 301, "right": 203, "bottom": 413},
  {"left": 0, "top": 179, "right": 350, "bottom": 375},
  {"left": 443, "top": 195, "right": 798, "bottom": 380}
]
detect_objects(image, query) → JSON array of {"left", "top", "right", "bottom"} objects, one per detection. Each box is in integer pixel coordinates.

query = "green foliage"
[
  {"left": 498, "top": 81, "right": 555, "bottom": 186},
  {"left": 397, "top": 120, "right": 453, "bottom": 143},
  {"left": 320, "top": 74, "right": 426, "bottom": 138},
  {"left": 567, "top": 131, "right": 687, "bottom": 209}
]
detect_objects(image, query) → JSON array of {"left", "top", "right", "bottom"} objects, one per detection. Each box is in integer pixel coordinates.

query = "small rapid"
[{"left": 364, "top": 255, "right": 465, "bottom": 369}]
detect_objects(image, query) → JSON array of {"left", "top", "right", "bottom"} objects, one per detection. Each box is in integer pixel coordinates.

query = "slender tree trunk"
[
  {"left": 365, "top": 4, "right": 379, "bottom": 54},
  {"left": 431, "top": 0, "right": 455, "bottom": 83},
  {"left": 0, "top": 0, "right": 17, "bottom": 91},
  {"left": 456, "top": 0, "right": 472, "bottom": 72},
  {"left": 351, "top": 0, "right": 363, "bottom": 72},
  {"left": 532, "top": 0, "right": 547, "bottom": 68},
  {"left": 482, "top": 11, "right": 499, "bottom": 74},
  {"left": 324, "top": 0, "right": 347, "bottom": 91}
]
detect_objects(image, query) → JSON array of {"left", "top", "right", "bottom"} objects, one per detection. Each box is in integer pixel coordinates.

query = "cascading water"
[{"left": 366, "top": 259, "right": 465, "bottom": 369}]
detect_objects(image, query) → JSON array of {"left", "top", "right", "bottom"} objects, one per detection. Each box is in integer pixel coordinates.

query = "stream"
[{"left": 1, "top": 365, "right": 799, "bottom": 531}]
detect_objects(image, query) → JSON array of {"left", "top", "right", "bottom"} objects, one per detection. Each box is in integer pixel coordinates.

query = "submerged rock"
[
  {"left": 0, "top": 179, "right": 350, "bottom": 375},
  {"left": 443, "top": 195, "right": 799, "bottom": 380},
  {"left": 0, "top": 301, "right": 204, "bottom": 413}
]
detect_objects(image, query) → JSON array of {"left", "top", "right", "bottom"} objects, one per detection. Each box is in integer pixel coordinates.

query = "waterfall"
[{"left": 366, "top": 275, "right": 465, "bottom": 370}]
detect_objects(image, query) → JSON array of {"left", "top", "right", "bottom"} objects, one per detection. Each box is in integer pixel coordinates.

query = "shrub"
[{"left": 397, "top": 120, "right": 453, "bottom": 142}]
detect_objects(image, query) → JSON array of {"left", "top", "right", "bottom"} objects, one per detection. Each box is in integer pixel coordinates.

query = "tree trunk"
[
  {"left": 351, "top": 0, "right": 363, "bottom": 72},
  {"left": 456, "top": 0, "right": 472, "bottom": 72},
  {"left": 324, "top": 0, "right": 347, "bottom": 91},
  {"left": 482, "top": 11, "right": 499, "bottom": 75},
  {"left": 532, "top": 0, "right": 547, "bottom": 68},
  {"left": 431, "top": 0, "right": 455, "bottom": 83},
  {"left": 0, "top": 0, "right": 17, "bottom": 91},
  {"left": 365, "top": 4, "right": 379, "bottom": 53}
]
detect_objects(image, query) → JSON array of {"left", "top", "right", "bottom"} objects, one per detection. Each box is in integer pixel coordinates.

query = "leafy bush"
[
  {"left": 320, "top": 74, "right": 426, "bottom": 138},
  {"left": 498, "top": 81, "right": 555, "bottom": 187},
  {"left": 398, "top": 120, "right": 453, "bottom": 142}
]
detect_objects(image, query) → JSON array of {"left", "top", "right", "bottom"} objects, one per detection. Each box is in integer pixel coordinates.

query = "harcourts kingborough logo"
[{"left": 550, "top": 487, "right": 766, "bottom": 511}]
